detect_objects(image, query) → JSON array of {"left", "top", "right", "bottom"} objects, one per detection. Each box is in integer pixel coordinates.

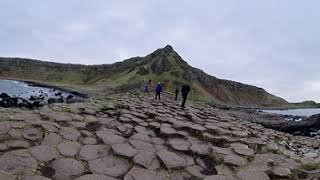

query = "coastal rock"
[
  {"left": 111, "top": 143, "right": 137, "bottom": 158},
  {"left": 88, "top": 155, "right": 130, "bottom": 177},
  {"left": 75, "top": 174, "right": 118, "bottom": 180},
  {"left": 0, "top": 150, "right": 38, "bottom": 175},
  {"left": 57, "top": 141, "right": 81, "bottom": 157},
  {"left": 168, "top": 138, "right": 191, "bottom": 152},
  {"left": 133, "top": 151, "right": 160, "bottom": 170},
  {"left": 59, "top": 127, "right": 81, "bottom": 141},
  {"left": 223, "top": 154, "right": 248, "bottom": 167},
  {"left": 79, "top": 145, "right": 108, "bottom": 161},
  {"left": 52, "top": 158, "right": 85, "bottom": 178},
  {"left": 157, "top": 150, "right": 187, "bottom": 169},
  {"left": 124, "top": 166, "right": 164, "bottom": 180},
  {"left": 30, "top": 145, "right": 59, "bottom": 162}
]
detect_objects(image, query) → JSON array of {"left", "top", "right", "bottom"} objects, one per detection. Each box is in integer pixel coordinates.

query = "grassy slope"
[{"left": 0, "top": 46, "right": 292, "bottom": 108}]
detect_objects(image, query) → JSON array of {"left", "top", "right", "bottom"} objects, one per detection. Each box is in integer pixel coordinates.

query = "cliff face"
[{"left": 0, "top": 45, "right": 288, "bottom": 107}]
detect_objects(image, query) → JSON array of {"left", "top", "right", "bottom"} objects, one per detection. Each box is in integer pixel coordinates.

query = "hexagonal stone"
[
  {"left": 0, "top": 170, "right": 16, "bottom": 180},
  {"left": 168, "top": 138, "right": 191, "bottom": 152},
  {"left": 231, "top": 131, "right": 249, "bottom": 138},
  {"left": 97, "top": 131, "right": 126, "bottom": 145},
  {"left": 0, "top": 122, "right": 10, "bottom": 135},
  {"left": 231, "top": 143, "right": 254, "bottom": 156},
  {"left": 50, "top": 113, "right": 72, "bottom": 122},
  {"left": 8, "top": 129, "right": 23, "bottom": 139},
  {"left": 211, "top": 146, "right": 233, "bottom": 155},
  {"left": 223, "top": 155, "right": 248, "bottom": 167},
  {"left": 190, "top": 124, "right": 206, "bottom": 131},
  {"left": 79, "top": 145, "right": 109, "bottom": 161},
  {"left": 156, "top": 150, "right": 187, "bottom": 169},
  {"left": 129, "top": 140, "right": 155, "bottom": 152},
  {"left": 204, "top": 175, "right": 237, "bottom": 180},
  {"left": 82, "top": 137, "right": 97, "bottom": 145},
  {"left": 75, "top": 174, "right": 119, "bottom": 180},
  {"left": 215, "top": 164, "right": 234, "bottom": 176},
  {"left": 134, "top": 126, "right": 148, "bottom": 134},
  {"left": 160, "top": 127, "right": 176, "bottom": 135},
  {"left": 151, "top": 137, "right": 165, "bottom": 145},
  {"left": 130, "top": 133, "right": 151, "bottom": 142},
  {"left": 41, "top": 133, "right": 62, "bottom": 146},
  {"left": 0, "top": 143, "right": 8, "bottom": 151},
  {"left": 6, "top": 140, "right": 30, "bottom": 149},
  {"left": 190, "top": 143, "right": 210, "bottom": 155},
  {"left": 237, "top": 169, "right": 270, "bottom": 180},
  {"left": 70, "top": 121, "right": 87, "bottom": 129},
  {"left": 11, "top": 121, "right": 26, "bottom": 129},
  {"left": 23, "top": 128, "right": 43, "bottom": 141},
  {"left": 124, "top": 166, "right": 165, "bottom": 180},
  {"left": 0, "top": 150, "right": 38, "bottom": 175},
  {"left": 57, "top": 141, "right": 81, "bottom": 157},
  {"left": 133, "top": 151, "right": 160, "bottom": 170},
  {"left": 40, "top": 122, "right": 60, "bottom": 133},
  {"left": 22, "top": 175, "right": 51, "bottom": 180},
  {"left": 59, "top": 127, "right": 81, "bottom": 141},
  {"left": 89, "top": 155, "right": 130, "bottom": 177},
  {"left": 149, "top": 122, "right": 161, "bottom": 128},
  {"left": 185, "top": 165, "right": 207, "bottom": 178},
  {"left": 31, "top": 145, "right": 59, "bottom": 162},
  {"left": 52, "top": 158, "right": 85, "bottom": 178},
  {"left": 272, "top": 167, "right": 291, "bottom": 179},
  {"left": 112, "top": 143, "right": 137, "bottom": 158}
]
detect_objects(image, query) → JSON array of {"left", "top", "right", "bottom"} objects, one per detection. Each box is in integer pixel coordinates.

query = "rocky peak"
[{"left": 162, "top": 44, "right": 174, "bottom": 53}]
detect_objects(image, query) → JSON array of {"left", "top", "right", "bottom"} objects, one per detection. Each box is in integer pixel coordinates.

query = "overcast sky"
[{"left": 0, "top": 0, "right": 319, "bottom": 102}]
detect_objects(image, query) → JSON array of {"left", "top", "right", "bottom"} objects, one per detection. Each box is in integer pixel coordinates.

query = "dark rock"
[
  {"left": 2, "top": 97, "right": 18, "bottom": 107},
  {"left": 66, "top": 95, "right": 74, "bottom": 100},
  {"left": 0, "top": 93, "right": 10, "bottom": 99},
  {"left": 55, "top": 92, "right": 62, "bottom": 96},
  {"left": 48, "top": 98, "right": 64, "bottom": 104},
  {"left": 66, "top": 97, "right": 83, "bottom": 104}
]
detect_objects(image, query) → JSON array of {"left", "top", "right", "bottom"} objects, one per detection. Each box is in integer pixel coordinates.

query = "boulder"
[
  {"left": 48, "top": 97, "right": 64, "bottom": 104},
  {"left": 2, "top": 97, "right": 18, "bottom": 107},
  {"left": 0, "top": 93, "right": 10, "bottom": 99}
]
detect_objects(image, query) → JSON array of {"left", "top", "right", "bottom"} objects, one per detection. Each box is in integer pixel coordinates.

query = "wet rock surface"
[{"left": 0, "top": 91, "right": 319, "bottom": 179}]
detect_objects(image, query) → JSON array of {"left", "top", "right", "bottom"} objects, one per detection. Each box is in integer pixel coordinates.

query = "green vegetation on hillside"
[{"left": 0, "top": 45, "right": 290, "bottom": 108}]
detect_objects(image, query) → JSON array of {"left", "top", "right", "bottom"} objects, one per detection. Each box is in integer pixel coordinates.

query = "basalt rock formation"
[{"left": 0, "top": 91, "right": 318, "bottom": 179}]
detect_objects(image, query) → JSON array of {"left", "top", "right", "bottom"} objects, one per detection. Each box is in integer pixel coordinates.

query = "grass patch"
[
  {"left": 291, "top": 169, "right": 308, "bottom": 180},
  {"left": 210, "top": 153, "right": 224, "bottom": 165},
  {"left": 291, "top": 163, "right": 320, "bottom": 179},
  {"left": 300, "top": 163, "right": 320, "bottom": 171}
]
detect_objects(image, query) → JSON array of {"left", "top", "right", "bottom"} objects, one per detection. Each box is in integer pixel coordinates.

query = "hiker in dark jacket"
[
  {"left": 181, "top": 84, "right": 190, "bottom": 107},
  {"left": 175, "top": 86, "right": 180, "bottom": 101},
  {"left": 155, "top": 82, "right": 163, "bottom": 100},
  {"left": 144, "top": 83, "right": 149, "bottom": 93}
]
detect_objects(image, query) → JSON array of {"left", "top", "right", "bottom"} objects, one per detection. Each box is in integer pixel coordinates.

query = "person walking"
[
  {"left": 155, "top": 82, "right": 163, "bottom": 100},
  {"left": 181, "top": 84, "right": 190, "bottom": 107},
  {"left": 144, "top": 83, "right": 149, "bottom": 93},
  {"left": 175, "top": 86, "right": 180, "bottom": 101}
]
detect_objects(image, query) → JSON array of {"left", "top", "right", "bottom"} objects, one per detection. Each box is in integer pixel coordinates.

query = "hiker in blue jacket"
[{"left": 155, "top": 82, "right": 163, "bottom": 100}]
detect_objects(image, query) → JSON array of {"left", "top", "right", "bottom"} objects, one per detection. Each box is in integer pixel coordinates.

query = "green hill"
[{"left": 0, "top": 45, "right": 289, "bottom": 108}]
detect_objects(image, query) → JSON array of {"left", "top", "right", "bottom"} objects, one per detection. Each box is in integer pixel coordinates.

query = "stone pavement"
[{"left": 0, "top": 91, "right": 319, "bottom": 179}]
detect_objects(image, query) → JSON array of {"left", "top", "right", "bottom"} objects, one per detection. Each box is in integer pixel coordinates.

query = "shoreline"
[
  {"left": 0, "top": 77, "right": 88, "bottom": 98},
  {"left": 23, "top": 80, "right": 88, "bottom": 98}
]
